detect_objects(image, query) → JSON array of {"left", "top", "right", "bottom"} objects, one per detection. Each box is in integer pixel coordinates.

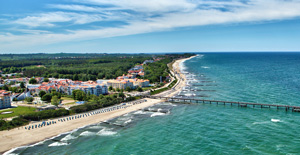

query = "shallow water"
[{"left": 7, "top": 53, "right": 300, "bottom": 155}]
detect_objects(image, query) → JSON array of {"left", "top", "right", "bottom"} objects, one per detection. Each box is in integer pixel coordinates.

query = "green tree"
[
  {"left": 20, "top": 82, "right": 25, "bottom": 88},
  {"left": 125, "top": 86, "right": 131, "bottom": 92},
  {"left": 51, "top": 96, "right": 60, "bottom": 106},
  {"left": 137, "top": 87, "right": 143, "bottom": 92},
  {"left": 29, "top": 78, "right": 37, "bottom": 84},
  {"left": 116, "top": 88, "right": 120, "bottom": 92},
  {"left": 73, "top": 74, "right": 79, "bottom": 81},
  {"left": 119, "top": 92, "right": 125, "bottom": 99},
  {"left": 1, "top": 85, "right": 9, "bottom": 91},
  {"left": 71, "top": 90, "right": 86, "bottom": 101},
  {"left": 43, "top": 78, "right": 49, "bottom": 82},
  {"left": 39, "top": 90, "right": 46, "bottom": 98},
  {"left": 109, "top": 86, "right": 113, "bottom": 91},
  {"left": 75, "top": 91, "right": 86, "bottom": 101},
  {"left": 25, "top": 97, "right": 34, "bottom": 102},
  {"left": 51, "top": 90, "right": 61, "bottom": 99},
  {"left": 41, "top": 93, "right": 52, "bottom": 102}
]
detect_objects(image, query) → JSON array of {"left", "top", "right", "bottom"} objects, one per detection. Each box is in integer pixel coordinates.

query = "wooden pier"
[
  {"left": 177, "top": 94, "right": 210, "bottom": 97},
  {"left": 148, "top": 96, "right": 300, "bottom": 112}
]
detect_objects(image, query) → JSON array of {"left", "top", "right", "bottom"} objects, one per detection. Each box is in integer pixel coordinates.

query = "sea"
[{"left": 6, "top": 52, "right": 300, "bottom": 155}]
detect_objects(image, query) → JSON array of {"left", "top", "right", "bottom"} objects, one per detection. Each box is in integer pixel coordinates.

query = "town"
[{"left": 0, "top": 53, "right": 192, "bottom": 131}]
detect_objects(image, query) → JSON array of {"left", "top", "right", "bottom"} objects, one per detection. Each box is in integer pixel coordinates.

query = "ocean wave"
[
  {"left": 133, "top": 110, "right": 148, "bottom": 115},
  {"left": 89, "top": 125, "right": 103, "bottom": 129},
  {"left": 48, "top": 142, "right": 69, "bottom": 147},
  {"left": 79, "top": 131, "right": 96, "bottom": 136},
  {"left": 97, "top": 128, "right": 117, "bottom": 136},
  {"left": 271, "top": 119, "right": 281, "bottom": 123},
  {"left": 196, "top": 54, "right": 204, "bottom": 59},
  {"left": 252, "top": 121, "right": 270, "bottom": 125},
  {"left": 184, "top": 93, "right": 195, "bottom": 97},
  {"left": 61, "top": 134, "right": 77, "bottom": 141},
  {"left": 124, "top": 119, "right": 132, "bottom": 124},
  {"left": 158, "top": 102, "right": 177, "bottom": 107},
  {"left": 201, "top": 66, "right": 210, "bottom": 69},
  {"left": 150, "top": 112, "right": 167, "bottom": 117}
]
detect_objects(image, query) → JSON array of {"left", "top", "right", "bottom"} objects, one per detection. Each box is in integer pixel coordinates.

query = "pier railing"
[{"left": 147, "top": 96, "right": 300, "bottom": 112}]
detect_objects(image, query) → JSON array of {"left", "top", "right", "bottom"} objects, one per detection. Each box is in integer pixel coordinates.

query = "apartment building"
[{"left": 0, "top": 90, "right": 11, "bottom": 109}]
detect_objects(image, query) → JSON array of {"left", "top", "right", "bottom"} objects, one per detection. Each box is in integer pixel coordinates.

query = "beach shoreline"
[{"left": 0, "top": 55, "right": 196, "bottom": 154}]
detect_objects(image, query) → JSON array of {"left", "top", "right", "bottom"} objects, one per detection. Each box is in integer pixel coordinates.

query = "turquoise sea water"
[{"left": 6, "top": 53, "right": 300, "bottom": 155}]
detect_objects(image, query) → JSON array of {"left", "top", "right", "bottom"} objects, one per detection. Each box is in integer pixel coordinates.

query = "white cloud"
[
  {"left": 80, "top": 0, "right": 197, "bottom": 13},
  {"left": 48, "top": 4, "right": 106, "bottom": 12},
  {"left": 2, "top": 0, "right": 300, "bottom": 51},
  {"left": 14, "top": 12, "right": 104, "bottom": 27}
]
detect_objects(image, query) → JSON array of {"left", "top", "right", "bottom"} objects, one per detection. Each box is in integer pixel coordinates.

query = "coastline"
[{"left": 0, "top": 55, "right": 196, "bottom": 154}]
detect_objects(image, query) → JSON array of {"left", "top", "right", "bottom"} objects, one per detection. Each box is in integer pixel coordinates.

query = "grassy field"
[
  {"left": 150, "top": 87, "right": 169, "bottom": 95},
  {"left": 61, "top": 97, "right": 75, "bottom": 101},
  {"left": 142, "top": 86, "right": 155, "bottom": 91},
  {"left": 65, "top": 102, "right": 76, "bottom": 105},
  {"left": 0, "top": 106, "right": 36, "bottom": 119}
]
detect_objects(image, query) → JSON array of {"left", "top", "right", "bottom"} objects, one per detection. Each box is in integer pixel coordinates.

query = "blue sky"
[{"left": 0, "top": 0, "right": 300, "bottom": 53}]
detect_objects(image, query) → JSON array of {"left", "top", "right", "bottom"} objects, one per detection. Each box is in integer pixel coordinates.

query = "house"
[
  {"left": 11, "top": 88, "right": 32, "bottom": 101},
  {"left": 143, "top": 60, "right": 154, "bottom": 65}
]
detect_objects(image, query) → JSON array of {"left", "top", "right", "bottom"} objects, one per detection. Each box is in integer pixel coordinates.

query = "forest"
[{"left": 0, "top": 53, "right": 194, "bottom": 82}]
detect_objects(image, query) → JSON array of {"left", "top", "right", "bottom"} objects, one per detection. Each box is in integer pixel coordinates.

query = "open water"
[{"left": 6, "top": 53, "right": 300, "bottom": 155}]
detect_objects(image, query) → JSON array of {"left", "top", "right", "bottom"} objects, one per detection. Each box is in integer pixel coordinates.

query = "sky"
[{"left": 0, "top": 0, "right": 300, "bottom": 53}]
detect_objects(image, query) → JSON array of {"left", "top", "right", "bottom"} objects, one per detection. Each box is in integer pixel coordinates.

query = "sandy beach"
[{"left": 0, "top": 55, "right": 196, "bottom": 154}]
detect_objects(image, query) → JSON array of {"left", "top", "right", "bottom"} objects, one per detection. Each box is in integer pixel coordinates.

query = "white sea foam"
[
  {"left": 271, "top": 119, "right": 281, "bottom": 122},
  {"left": 97, "top": 128, "right": 117, "bottom": 136},
  {"left": 201, "top": 66, "right": 210, "bottom": 69},
  {"left": 124, "top": 119, "right": 132, "bottom": 124},
  {"left": 252, "top": 121, "right": 269, "bottom": 125},
  {"left": 89, "top": 125, "right": 103, "bottom": 129},
  {"left": 133, "top": 110, "right": 147, "bottom": 115},
  {"left": 150, "top": 112, "right": 166, "bottom": 117},
  {"left": 79, "top": 131, "right": 95, "bottom": 136},
  {"left": 184, "top": 93, "right": 194, "bottom": 97},
  {"left": 48, "top": 142, "right": 69, "bottom": 147},
  {"left": 61, "top": 134, "right": 77, "bottom": 141}
]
